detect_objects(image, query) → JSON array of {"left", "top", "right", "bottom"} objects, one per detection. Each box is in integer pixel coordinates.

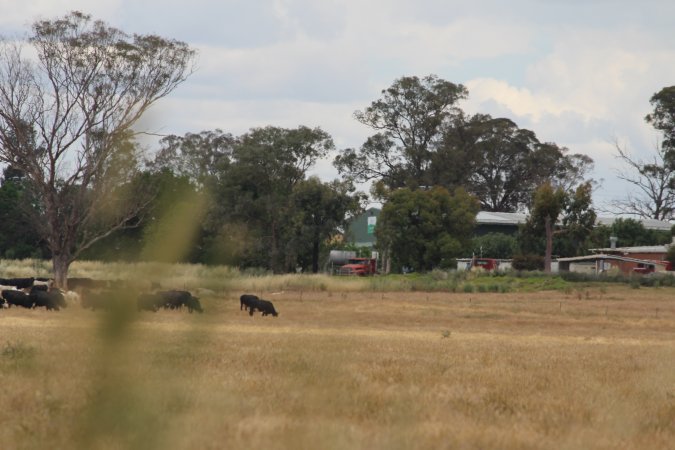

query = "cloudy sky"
[{"left": 2, "top": 0, "right": 675, "bottom": 211}]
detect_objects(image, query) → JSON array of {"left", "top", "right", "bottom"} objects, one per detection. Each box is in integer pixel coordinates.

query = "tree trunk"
[
  {"left": 270, "top": 220, "right": 280, "bottom": 273},
  {"left": 544, "top": 216, "right": 553, "bottom": 273},
  {"left": 311, "top": 239, "right": 320, "bottom": 274},
  {"left": 52, "top": 252, "right": 71, "bottom": 290}
]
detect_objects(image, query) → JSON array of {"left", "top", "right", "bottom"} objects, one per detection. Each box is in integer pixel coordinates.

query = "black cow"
[
  {"left": 157, "top": 290, "right": 203, "bottom": 313},
  {"left": 248, "top": 298, "right": 279, "bottom": 317},
  {"left": 1, "top": 277, "right": 35, "bottom": 289},
  {"left": 2, "top": 290, "right": 33, "bottom": 308},
  {"left": 185, "top": 296, "right": 203, "bottom": 313},
  {"left": 30, "top": 288, "right": 67, "bottom": 311},
  {"left": 240, "top": 294, "right": 259, "bottom": 311}
]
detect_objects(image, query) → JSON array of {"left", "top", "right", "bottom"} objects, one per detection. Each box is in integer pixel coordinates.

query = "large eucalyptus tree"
[{"left": 0, "top": 11, "right": 196, "bottom": 287}]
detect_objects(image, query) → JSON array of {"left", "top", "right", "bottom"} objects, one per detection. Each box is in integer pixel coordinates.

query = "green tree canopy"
[
  {"left": 471, "top": 233, "right": 518, "bottom": 259},
  {"left": 0, "top": 167, "right": 47, "bottom": 259},
  {"left": 589, "top": 218, "right": 671, "bottom": 249},
  {"left": 336, "top": 75, "right": 594, "bottom": 211},
  {"left": 285, "top": 177, "right": 365, "bottom": 273},
  {"left": 149, "top": 129, "right": 235, "bottom": 186},
  {"left": 435, "top": 113, "right": 593, "bottom": 212},
  {"left": 519, "top": 181, "right": 597, "bottom": 263},
  {"left": 376, "top": 187, "right": 479, "bottom": 272},
  {"left": 558, "top": 182, "right": 597, "bottom": 257},
  {"left": 335, "top": 75, "right": 468, "bottom": 190},
  {"left": 645, "top": 86, "right": 675, "bottom": 152},
  {"left": 218, "top": 126, "right": 334, "bottom": 272},
  {"left": 531, "top": 183, "right": 566, "bottom": 272}
]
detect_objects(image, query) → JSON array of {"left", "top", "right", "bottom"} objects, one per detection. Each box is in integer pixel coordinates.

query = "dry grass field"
[{"left": 1, "top": 280, "right": 674, "bottom": 449}]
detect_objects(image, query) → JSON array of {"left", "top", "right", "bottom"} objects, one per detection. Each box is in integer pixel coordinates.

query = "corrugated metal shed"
[
  {"left": 590, "top": 245, "right": 670, "bottom": 254},
  {"left": 476, "top": 212, "right": 673, "bottom": 231},
  {"left": 557, "top": 254, "right": 668, "bottom": 264},
  {"left": 347, "top": 209, "right": 673, "bottom": 246},
  {"left": 596, "top": 216, "right": 673, "bottom": 231},
  {"left": 346, "top": 207, "right": 380, "bottom": 247}
]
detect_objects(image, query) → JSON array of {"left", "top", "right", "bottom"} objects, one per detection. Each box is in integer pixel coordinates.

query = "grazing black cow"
[
  {"left": 184, "top": 296, "right": 203, "bottom": 313},
  {"left": 157, "top": 290, "right": 203, "bottom": 313},
  {"left": 248, "top": 298, "right": 279, "bottom": 317},
  {"left": 30, "top": 288, "right": 67, "bottom": 311},
  {"left": 30, "top": 283, "right": 49, "bottom": 292},
  {"left": 2, "top": 290, "right": 33, "bottom": 309},
  {"left": 240, "top": 294, "right": 259, "bottom": 311},
  {"left": 2, "top": 277, "right": 35, "bottom": 289}
]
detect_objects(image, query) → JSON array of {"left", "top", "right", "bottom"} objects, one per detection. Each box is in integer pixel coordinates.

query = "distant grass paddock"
[{"left": 0, "top": 261, "right": 673, "bottom": 449}]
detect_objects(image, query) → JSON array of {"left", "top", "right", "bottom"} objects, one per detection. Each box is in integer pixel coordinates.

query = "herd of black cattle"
[{"left": 0, "top": 276, "right": 279, "bottom": 317}]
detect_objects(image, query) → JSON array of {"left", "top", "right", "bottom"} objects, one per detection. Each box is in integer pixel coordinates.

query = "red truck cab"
[
  {"left": 339, "top": 258, "right": 377, "bottom": 276},
  {"left": 471, "top": 258, "right": 499, "bottom": 271}
]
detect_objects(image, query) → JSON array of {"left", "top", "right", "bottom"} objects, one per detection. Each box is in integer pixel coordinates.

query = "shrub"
[
  {"left": 512, "top": 254, "right": 545, "bottom": 271},
  {"left": 471, "top": 233, "right": 518, "bottom": 259},
  {"left": 666, "top": 245, "right": 675, "bottom": 266},
  {"left": 487, "top": 284, "right": 500, "bottom": 292},
  {"left": 431, "top": 269, "right": 449, "bottom": 281}
]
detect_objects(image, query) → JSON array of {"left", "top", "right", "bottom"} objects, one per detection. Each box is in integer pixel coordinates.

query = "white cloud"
[
  {"left": 462, "top": 24, "right": 675, "bottom": 155},
  {"left": 394, "top": 17, "right": 534, "bottom": 63},
  {"left": 0, "top": 1, "right": 122, "bottom": 31},
  {"left": 5, "top": 0, "right": 675, "bottom": 210},
  {"left": 137, "top": 96, "right": 370, "bottom": 148},
  {"left": 464, "top": 79, "right": 563, "bottom": 121}
]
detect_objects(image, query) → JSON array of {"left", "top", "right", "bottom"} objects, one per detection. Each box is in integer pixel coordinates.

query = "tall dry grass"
[
  {"left": 0, "top": 259, "right": 376, "bottom": 293},
  {"left": 0, "top": 258, "right": 572, "bottom": 294},
  {"left": 0, "top": 280, "right": 673, "bottom": 449}
]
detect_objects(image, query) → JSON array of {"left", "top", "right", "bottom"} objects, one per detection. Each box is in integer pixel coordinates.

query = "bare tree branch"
[
  {"left": 0, "top": 11, "right": 196, "bottom": 287},
  {"left": 610, "top": 139, "right": 675, "bottom": 220}
]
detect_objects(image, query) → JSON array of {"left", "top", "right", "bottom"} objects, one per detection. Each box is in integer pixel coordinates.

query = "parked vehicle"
[
  {"left": 339, "top": 257, "right": 377, "bottom": 276},
  {"left": 633, "top": 260, "right": 673, "bottom": 274},
  {"left": 469, "top": 258, "right": 500, "bottom": 271}
]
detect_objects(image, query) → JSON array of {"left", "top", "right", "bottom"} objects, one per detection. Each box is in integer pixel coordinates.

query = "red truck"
[
  {"left": 633, "top": 260, "right": 673, "bottom": 274},
  {"left": 339, "top": 257, "right": 377, "bottom": 276},
  {"left": 469, "top": 258, "right": 500, "bottom": 271}
]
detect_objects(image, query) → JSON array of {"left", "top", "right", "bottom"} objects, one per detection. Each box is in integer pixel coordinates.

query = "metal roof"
[
  {"left": 476, "top": 211, "right": 527, "bottom": 225},
  {"left": 476, "top": 211, "right": 673, "bottom": 231},
  {"left": 557, "top": 253, "right": 669, "bottom": 266},
  {"left": 596, "top": 216, "right": 673, "bottom": 231},
  {"left": 590, "top": 245, "right": 670, "bottom": 254}
]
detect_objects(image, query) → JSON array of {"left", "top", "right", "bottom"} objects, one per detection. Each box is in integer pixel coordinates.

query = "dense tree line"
[
  {"left": 1, "top": 12, "right": 673, "bottom": 278},
  {"left": 2, "top": 72, "right": 671, "bottom": 274},
  {"left": 90, "top": 127, "right": 365, "bottom": 273},
  {"left": 376, "top": 187, "right": 479, "bottom": 272},
  {"left": 338, "top": 75, "right": 597, "bottom": 270},
  {"left": 335, "top": 75, "right": 593, "bottom": 212}
]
